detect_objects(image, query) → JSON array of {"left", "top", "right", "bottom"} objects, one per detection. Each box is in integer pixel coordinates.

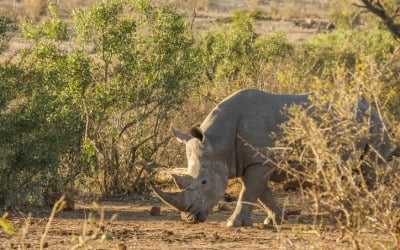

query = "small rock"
[
  {"left": 42, "top": 242, "right": 49, "bottom": 248},
  {"left": 149, "top": 206, "right": 161, "bottom": 216},
  {"left": 162, "top": 230, "right": 174, "bottom": 236},
  {"left": 212, "top": 232, "right": 220, "bottom": 240}
]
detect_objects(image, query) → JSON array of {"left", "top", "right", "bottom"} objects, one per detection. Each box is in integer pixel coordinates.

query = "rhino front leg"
[
  {"left": 227, "top": 164, "right": 268, "bottom": 227},
  {"left": 258, "top": 187, "right": 286, "bottom": 225}
]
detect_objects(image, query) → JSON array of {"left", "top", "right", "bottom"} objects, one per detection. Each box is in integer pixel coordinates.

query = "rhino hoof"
[
  {"left": 226, "top": 217, "right": 252, "bottom": 227},
  {"left": 263, "top": 213, "right": 286, "bottom": 226}
]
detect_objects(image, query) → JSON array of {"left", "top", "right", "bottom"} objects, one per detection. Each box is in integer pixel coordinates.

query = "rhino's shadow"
[{"left": 34, "top": 204, "right": 230, "bottom": 223}]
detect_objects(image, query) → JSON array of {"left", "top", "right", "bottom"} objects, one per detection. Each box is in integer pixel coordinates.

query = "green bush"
[
  {"left": 0, "top": 0, "right": 202, "bottom": 205},
  {"left": 0, "top": 44, "right": 85, "bottom": 206},
  {"left": 0, "top": 15, "right": 16, "bottom": 54},
  {"left": 71, "top": 0, "right": 202, "bottom": 195},
  {"left": 22, "top": 3, "right": 69, "bottom": 41},
  {"left": 200, "top": 11, "right": 293, "bottom": 90},
  {"left": 303, "top": 28, "right": 395, "bottom": 73}
]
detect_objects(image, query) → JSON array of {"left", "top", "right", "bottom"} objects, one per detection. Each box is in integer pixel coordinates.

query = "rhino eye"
[{"left": 201, "top": 180, "right": 207, "bottom": 185}]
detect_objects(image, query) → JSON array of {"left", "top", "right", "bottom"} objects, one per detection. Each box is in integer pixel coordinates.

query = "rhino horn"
[
  {"left": 172, "top": 127, "right": 192, "bottom": 143},
  {"left": 171, "top": 174, "right": 194, "bottom": 189},
  {"left": 150, "top": 182, "right": 190, "bottom": 212}
]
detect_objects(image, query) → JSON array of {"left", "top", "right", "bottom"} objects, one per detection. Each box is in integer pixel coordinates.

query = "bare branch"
[
  {"left": 393, "top": 6, "right": 400, "bottom": 18},
  {"left": 352, "top": 3, "right": 367, "bottom": 8},
  {"left": 357, "top": 0, "right": 400, "bottom": 39},
  {"left": 190, "top": 0, "right": 198, "bottom": 32}
]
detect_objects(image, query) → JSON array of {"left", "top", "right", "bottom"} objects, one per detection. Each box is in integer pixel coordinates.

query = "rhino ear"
[
  {"left": 172, "top": 127, "right": 192, "bottom": 143},
  {"left": 190, "top": 126, "right": 203, "bottom": 142},
  {"left": 171, "top": 174, "right": 194, "bottom": 189}
]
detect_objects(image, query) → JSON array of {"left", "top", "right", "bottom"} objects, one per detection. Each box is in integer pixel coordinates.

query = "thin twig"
[
  {"left": 190, "top": 0, "right": 198, "bottom": 32},
  {"left": 20, "top": 214, "right": 31, "bottom": 250},
  {"left": 40, "top": 195, "right": 66, "bottom": 250}
]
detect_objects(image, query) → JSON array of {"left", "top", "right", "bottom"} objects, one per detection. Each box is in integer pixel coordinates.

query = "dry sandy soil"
[{"left": 1, "top": 190, "right": 378, "bottom": 250}]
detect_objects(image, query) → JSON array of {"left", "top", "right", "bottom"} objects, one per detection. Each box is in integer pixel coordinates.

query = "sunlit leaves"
[
  {"left": 0, "top": 218, "right": 14, "bottom": 235},
  {"left": 22, "top": 4, "right": 69, "bottom": 41},
  {"left": 200, "top": 12, "right": 293, "bottom": 86}
]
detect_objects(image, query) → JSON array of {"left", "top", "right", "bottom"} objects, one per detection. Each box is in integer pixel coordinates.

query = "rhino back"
[{"left": 199, "top": 89, "right": 310, "bottom": 178}]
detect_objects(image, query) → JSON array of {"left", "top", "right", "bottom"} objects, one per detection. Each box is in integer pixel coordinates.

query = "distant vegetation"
[{"left": 0, "top": 0, "right": 399, "bottom": 247}]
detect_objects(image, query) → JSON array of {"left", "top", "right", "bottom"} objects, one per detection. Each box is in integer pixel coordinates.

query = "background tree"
[
  {"left": 73, "top": 0, "right": 201, "bottom": 195},
  {"left": 0, "top": 0, "right": 202, "bottom": 206},
  {"left": 355, "top": 0, "right": 400, "bottom": 39},
  {"left": 0, "top": 4, "right": 85, "bottom": 207}
]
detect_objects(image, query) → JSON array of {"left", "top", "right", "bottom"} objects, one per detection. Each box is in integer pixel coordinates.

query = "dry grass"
[
  {"left": 268, "top": 76, "right": 400, "bottom": 248},
  {"left": 4, "top": 195, "right": 395, "bottom": 249},
  {"left": 2, "top": 196, "right": 119, "bottom": 249}
]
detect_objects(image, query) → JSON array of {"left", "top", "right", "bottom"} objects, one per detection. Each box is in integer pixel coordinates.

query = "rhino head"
[{"left": 151, "top": 127, "right": 229, "bottom": 223}]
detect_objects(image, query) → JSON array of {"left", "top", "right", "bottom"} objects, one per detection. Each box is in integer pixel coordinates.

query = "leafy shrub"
[
  {"left": 0, "top": 15, "right": 16, "bottom": 54},
  {"left": 71, "top": 0, "right": 201, "bottom": 195},
  {"left": 303, "top": 28, "right": 395, "bottom": 73},
  {"left": 0, "top": 43, "right": 85, "bottom": 206},
  {"left": 22, "top": 3, "right": 69, "bottom": 41},
  {"left": 0, "top": 0, "right": 202, "bottom": 206},
  {"left": 1, "top": 5, "right": 83, "bottom": 207},
  {"left": 200, "top": 11, "right": 293, "bottom": 91}
]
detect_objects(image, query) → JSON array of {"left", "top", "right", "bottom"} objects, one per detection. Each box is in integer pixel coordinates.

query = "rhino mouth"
[
  {"left": 180, "top": 204, "right": 208, "bottom": 223},
  {"left": 181, "top": 210, "right": 207, "bottom": 223}
]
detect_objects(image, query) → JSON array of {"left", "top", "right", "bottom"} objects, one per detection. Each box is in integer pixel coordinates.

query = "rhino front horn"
[{"left": 149, "top": 182, "right": 190, "bottom": 212}]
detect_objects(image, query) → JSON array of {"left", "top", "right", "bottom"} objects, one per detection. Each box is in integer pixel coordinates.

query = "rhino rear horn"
[
  {"left": 150, "top": 182, "right": 190, "bottom": 212},
  {"left": 171, "top": 174, "right": 194, "bottom": 189}
]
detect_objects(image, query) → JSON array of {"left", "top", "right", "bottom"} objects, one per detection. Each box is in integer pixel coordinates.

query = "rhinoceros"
[{"left": 151, "top": 88, "right": 394, "bottom": 227}]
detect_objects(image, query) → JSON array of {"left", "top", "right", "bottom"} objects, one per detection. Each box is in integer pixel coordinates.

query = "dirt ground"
[{"left": 1, "top": 190, "right": 378, "bottom": 250}]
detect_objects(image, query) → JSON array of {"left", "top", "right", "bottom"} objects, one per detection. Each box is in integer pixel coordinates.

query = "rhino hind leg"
[
  {"left": 227, "top": 164, "right": 270, "bottom": 227},
  {"left": 258, "top": 187, "right": 286, "bottom": 226}
]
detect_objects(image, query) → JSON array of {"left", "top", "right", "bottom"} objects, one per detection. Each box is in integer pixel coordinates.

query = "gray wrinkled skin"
[{"left": 153, "top": 89, "right": 394, "bottom": 227}]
